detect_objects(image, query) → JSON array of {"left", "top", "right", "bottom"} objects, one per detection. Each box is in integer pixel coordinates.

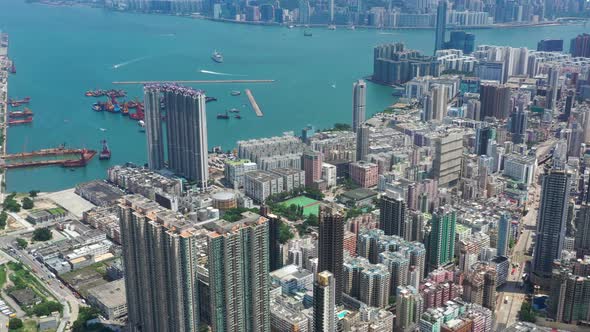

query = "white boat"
[{"left": 138, "top": 120, "right": 145, "bottom": 128}]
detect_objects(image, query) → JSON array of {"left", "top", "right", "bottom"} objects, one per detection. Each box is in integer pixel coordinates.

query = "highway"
[{"left": 494, "top": 139, "right": 555, "bottom": 330}]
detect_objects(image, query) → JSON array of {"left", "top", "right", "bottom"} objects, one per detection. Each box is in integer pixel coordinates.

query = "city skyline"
[{"left": 1, "top": 1, "right": 590, "bottom": 331}]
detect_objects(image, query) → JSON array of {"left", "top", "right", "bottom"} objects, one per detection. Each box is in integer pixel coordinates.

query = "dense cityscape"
[{"left": 1, "top": 0, "right": 590, "bottom": 331}]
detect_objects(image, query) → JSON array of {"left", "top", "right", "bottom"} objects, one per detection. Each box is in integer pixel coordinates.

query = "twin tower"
[{"left": 144, "top": 84, "right": 209, "bottom": 189}]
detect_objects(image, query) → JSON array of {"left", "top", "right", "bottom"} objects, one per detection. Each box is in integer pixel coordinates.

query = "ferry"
[
  {"left": 211, "top": 50, "right": 224, "bottom": 63},
  {"left": 206, "top": 96, "right": 218, "bottom": 103},
  {"left": 231, "top": 90, "right": 241, "bottom": 96}
]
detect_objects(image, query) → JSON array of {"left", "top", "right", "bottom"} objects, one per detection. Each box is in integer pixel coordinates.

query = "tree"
[
  {"left": 29, "top": 190, "right": 39, "bottom": 198},
  {"left": 0, "top": 211, "right": 7, "bottom": 229},
  {"left": 33, "top": 301, "right": 63, "bottom": 316},
  {"left": 278, "top": 221, "right": 294, "bottom": 244},
  {"left": 8, "top": 318, "right": 23, "bottom": 330},
  {"left": 2, "top": 195, "right": 20, "bottom": 213},
  {"left": 72, "top": 307, "right": 101, "bottom": 332},
  {"left": 519, "top": 301, "right": 536, "bottom": 323},
  {"left": 32, "top": 227, "right": 52, "bottom": 242},
  {"left": 16, "top": 238, "right": 27, "bottom": 249},
  {"left": 22, "top": 197, "right": 34, "bottom": 210}
]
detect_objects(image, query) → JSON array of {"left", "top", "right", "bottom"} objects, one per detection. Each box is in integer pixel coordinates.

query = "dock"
[
  {"left": 1, "top": 148, "right": 97, "bottom": 169},
  {"left": 112, "top": 79, "right": 275, "bottom": 85},
  {"left": 244, "top": 89, "right": 263, "bottom": 117},
  {"left": 0, "top": 33, "right": 9, "bottom": 198}
]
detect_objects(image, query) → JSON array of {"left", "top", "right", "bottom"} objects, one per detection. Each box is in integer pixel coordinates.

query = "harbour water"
[{"left": 0, "top": 0, "right": 588, "bottom": 192}]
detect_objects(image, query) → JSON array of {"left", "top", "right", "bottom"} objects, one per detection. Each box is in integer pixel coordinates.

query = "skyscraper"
[
  {"left": 313, "top": 271, "right": 337, "bottom": 332},
  {"left": 144, "top": 84, "right": 209, "bottom": 190},
  {"left": 547, "top": 66, "right": 560, "bottom": 110},
  {"left": 444, "top": 31, "right": 476, "bottom": 54},
  {"left": 423, "top": 84, "right": 448, "bottom": 122},
  {"left": 395, "top": 285, "right": 423, "bottom": 332},
  {"left": 352, "top": 79, "right": 367, "bottom": 133},
  {"left": 575, "top": 183, "right": 590, "bottom": 256},
  {"left": 564, "top": 89, "right": 575, "bottom": 119},
  {"left": 479, "top": 82, "right": 511, "bottom": 120},
  {"left": 532, "top": 170, "right": 571, "bottom": 287},
  {"left": 496, "top": 213, "right": 510, "bottom": 257},
  {"left": 426, "top": 207, "right": 456, "bottom": 272},
  {"left": 205, "top": 212, "right": 271, "bottom": 332},
  {"left": 537, "top": 39, "right": 564, "bottom": 52},
  {"left": 475, "top": 125, "right": 495, "bottom": 155},
  {"left": 549, "top": 267, "right": 590, "bottom": 325},
  {"left": 380, "top": 192, "right": 407, "bottom": 239},
  {"left": 510, "top": 107, "right": 527, "bottom": 144},
  {"left": 570, "top": 33, "right": 590, "bottom": 58},
  {"left": 303, "top": 150, "right": 323, "bottom": 187},
  {"left": 318, "top": 206, "right": 344, "bottom": 305},
  {"left": 118, "top": 195, "right": 202, "bottom": 332},
  {"left": 434, "top": 0, "right": 447, "bottom": 54},
  {"left": 356, "top": 124, "right": 370, "bottom": 162}
]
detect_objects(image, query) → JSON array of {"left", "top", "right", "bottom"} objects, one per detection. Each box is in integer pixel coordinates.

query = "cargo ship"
[
  {"left": 99, "top": 140, "right": 111, "bottom": 160},
  {"left": 211, "top": 50, "right": 224, "bottom": 63},
  {"left": 8, "top": 97, "right": 31, "bottom": 107},
  {"left": 8, "top": 117, "right": 33, "bottom": 126},
  {"left": 84, "top": 89, "right": 126, "bottom": 98},
  {"left": 9, "top": 108, "right": 33, "bottom": 118},
  {"left": 62, "top": 149, "right": 97, "bottom": 167}
]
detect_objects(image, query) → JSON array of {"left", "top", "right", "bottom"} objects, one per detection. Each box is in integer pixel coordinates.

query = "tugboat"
[
  {"left": 211, "top": 50, "right": 224, "bottom": 63},
  {"left": 99, "top": 140, "right": 111, "bottom": 160},
  {"left": 230, "top": 90, "right": 241, "bottom": 96},
  {"left": 217, "top": 112, "right": 230, "bottom": 119}
]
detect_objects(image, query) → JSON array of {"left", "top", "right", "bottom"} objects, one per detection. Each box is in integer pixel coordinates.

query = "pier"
[
  {"left": 112, "top": 79, "right": 275, "bottom": 85},
  {"left": 1, "top": 148, "right": 97, "bottom": 169},
  {"left": 245, "top": 89, "right": 263, "bottom": 117}
]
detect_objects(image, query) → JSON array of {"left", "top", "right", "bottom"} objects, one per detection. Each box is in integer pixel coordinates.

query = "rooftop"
[{"left": 87, "top": 279, "right": 127, "bottom": 308}]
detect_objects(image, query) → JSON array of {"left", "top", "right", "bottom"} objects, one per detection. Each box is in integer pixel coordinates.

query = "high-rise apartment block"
[
  {"left": 427, "top": 207, "right": 456, "bottom": 272},
  {"left": 118, "top": 195, "right": 203, "bottom": 332},
  {"left": 379, "top": 192, "right": 408, "bottom": 239},
  {"left": 314, "top": 271, "right": 337, "bottom": 332},
  {"left": 318, "top": 207, "right": 344, "bottom": 305},
  {"left": 205, "top": 212, "right": 270, "bottom": 332},
  {"left": 570, "top": 33, "right": 590, "bottom": 58},
  {"left": 532, "top": 170, "right": 571, "bottom": 287},
  {"left": 144, "top": 84, "right": 209, "bottom": 189}
]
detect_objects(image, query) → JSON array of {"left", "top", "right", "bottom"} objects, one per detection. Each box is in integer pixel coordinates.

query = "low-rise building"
[
  {"left": 503, "top": 153, "right": 537, "bottom": 185},
  {"left": 224, "top": 159, "right": 257, "bottom": 188},
  {"left": 270, "top": 168, "right": 306, "bottom": 192},
  {"left": 244, "top": 170, "right": 284, "bottom": 203},
  {"left": 86, "top": 279, "right": 127, "bottom": 320}
]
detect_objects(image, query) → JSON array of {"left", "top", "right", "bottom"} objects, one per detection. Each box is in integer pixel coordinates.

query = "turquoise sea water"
[{"left": 0, "top": 0, "right": 588, "bottom": 192}]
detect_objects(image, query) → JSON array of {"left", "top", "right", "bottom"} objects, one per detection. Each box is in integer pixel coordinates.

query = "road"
[
  {"left": 494, "top": 139, "right": 555, "bottom": 330},
  {"left": 0, "top": 235, "right": 80, "bottom": 331}
]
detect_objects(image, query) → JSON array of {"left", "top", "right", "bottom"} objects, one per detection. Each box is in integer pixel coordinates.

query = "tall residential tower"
[
  {"left": 144, "top": 84, "right": 209, "bottom": 190},
  {"left": 352, "top": 79, "right": 367, "bottom": 133}
]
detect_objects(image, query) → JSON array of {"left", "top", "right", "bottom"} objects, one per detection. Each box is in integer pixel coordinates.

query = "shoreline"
[
  {"left": 0, "top": 32, "right": 9, "bottom": 198},
  {"left": 29, "top": 1, "right": 587, "bottom": 31}
]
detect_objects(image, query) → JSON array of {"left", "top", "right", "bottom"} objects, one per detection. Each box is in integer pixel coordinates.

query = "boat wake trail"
[
  {"left": 199, "top": 69, "right": 245, "bottom": 76},
  {"left": 112, "top": 56, "right": 150, "bottom": 69}
]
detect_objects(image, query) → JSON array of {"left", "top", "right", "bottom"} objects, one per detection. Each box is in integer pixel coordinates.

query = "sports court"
[{"left": 280, "top": 196, "right": 321, "bottom": 216}]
